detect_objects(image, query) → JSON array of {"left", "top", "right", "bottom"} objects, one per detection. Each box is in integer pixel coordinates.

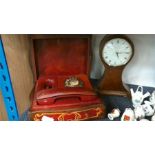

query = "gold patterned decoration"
[
  {"left": 58, "top": 112, "right": 82, "bottom": 121},
  {"left": 65, "top": 77, "right": 83, "bottom": 88},
  {"left": 33, "top": 107, "right": 103, "bottom": 121}
]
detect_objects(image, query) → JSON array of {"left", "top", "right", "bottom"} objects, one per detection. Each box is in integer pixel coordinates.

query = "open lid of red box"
[{"left": 31, "top": 35, "right": 91, "bottom": 80}]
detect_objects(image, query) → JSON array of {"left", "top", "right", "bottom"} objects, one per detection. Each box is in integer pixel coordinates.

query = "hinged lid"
[{"left": 31, "top": 35, "right": 91, "bottom": 80}]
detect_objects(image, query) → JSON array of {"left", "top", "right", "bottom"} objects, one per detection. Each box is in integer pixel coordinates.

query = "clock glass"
[{"left": 102, "top": 38, "right": 133, "bottom": 67}]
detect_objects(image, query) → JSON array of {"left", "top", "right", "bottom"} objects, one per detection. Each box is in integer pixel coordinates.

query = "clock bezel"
[{"left": 99, "top": 34, "right": 134, "bottom": 68}]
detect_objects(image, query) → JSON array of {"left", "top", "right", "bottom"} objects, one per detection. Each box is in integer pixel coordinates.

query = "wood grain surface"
[
  {"left": 0, "top": 92, "right": 8, "bottom": 120},
  {"left": 98, "top": 34, "right": 134, "bottom": 97},
  {"left": 1, "top": 35, "right": 34, "bottom": 119}
]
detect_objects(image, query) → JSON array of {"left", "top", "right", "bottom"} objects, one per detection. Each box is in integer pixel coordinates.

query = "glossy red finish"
[{"left": 30, "top": 35, "right": 105, "bottom": 120}]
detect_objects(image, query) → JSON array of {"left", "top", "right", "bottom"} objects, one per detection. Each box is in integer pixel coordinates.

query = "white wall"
[
  {"left": 91, "top": 34, "right": 155, "bottom": 88},
  {"left": 91, "top": 34, "right": 106, "bottom": 79}
]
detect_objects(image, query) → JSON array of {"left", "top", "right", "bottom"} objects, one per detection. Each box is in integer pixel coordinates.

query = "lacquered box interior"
[{"left": 33, "top": 37, "right": 91, "bottom": 78}]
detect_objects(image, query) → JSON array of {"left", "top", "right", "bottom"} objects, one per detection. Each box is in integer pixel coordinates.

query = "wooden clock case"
[
  {"left": 98, "top": 34, "right": 134, "bottom": 97},
  {"left": 29, "top": 35, "right": 106, "bottom": 121}
]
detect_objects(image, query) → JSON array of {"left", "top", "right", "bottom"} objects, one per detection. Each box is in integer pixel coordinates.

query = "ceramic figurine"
[
  {"left": 151, "top": 114, "right": 155, "bottom": 121},
  {"left": 146, "top": 91, "right": 155, "bottom": 109},
  {"left": 143, "top": 101, "right": 154, "bottom": 116},
  {"left": 108, "top": 108, "right": 120, "bottom": 120},
  {"left": 121, "top": 108, "right": 135, "bottom": 121},
  {"left": 130, "top": 86, "right": 150, "bottom": 108},
  {"left": 150, "top": 91, "right": 155, "bottom": 108},
  {"left": 134, "top": 106, "right": 145, "bottom": 120}
]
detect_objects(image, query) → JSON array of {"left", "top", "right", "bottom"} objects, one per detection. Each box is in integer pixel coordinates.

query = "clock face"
[{"left": 102, "top": 38, "right": 133, "bottom": 67}]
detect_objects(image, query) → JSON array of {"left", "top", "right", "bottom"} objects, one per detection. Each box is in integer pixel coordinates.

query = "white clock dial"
[{"left": 102, "top": 38, "right": 133, "bottom": 67}]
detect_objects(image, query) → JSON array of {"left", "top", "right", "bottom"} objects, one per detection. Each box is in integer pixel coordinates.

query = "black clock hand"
[
  {"left": 116, "top": 52, "right": 119, "bottom": 58},
  {"left": 117, "top": 52, "right": 130, "bottom": 54}
]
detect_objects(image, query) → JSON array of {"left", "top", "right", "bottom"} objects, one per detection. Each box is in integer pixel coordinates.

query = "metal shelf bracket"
[{"left": 0, "top": 38, "right": 19, "bottom": 120}]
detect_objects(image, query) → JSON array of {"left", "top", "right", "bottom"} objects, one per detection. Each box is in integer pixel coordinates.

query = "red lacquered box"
[{"left": 29, "top": 35, "right": 106, "bottom": 121}]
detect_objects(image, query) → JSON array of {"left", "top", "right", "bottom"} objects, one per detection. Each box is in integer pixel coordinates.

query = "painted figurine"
[
  {"left": 121, "top": 108, "right": 135, "bottom": 121},
  {"left": 134, "top": 106, "right": 145, "bottom": 120},
  {"left": 130, "top": 86, "right": 150, "bottom": 108},
  {"left": 143, "top": 101, "right": 154, "bottom": 116},
  {"left": 108, "top": 108, "right": 120, "bottom": 120}
]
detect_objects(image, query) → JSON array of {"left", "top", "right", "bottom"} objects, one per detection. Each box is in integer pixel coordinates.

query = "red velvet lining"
[
  {"left": 35, "top": 74, "right": 92, "bottom": 92},
  {"left": 33, "top": 38, "right": 90, "bottom": 77}
]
